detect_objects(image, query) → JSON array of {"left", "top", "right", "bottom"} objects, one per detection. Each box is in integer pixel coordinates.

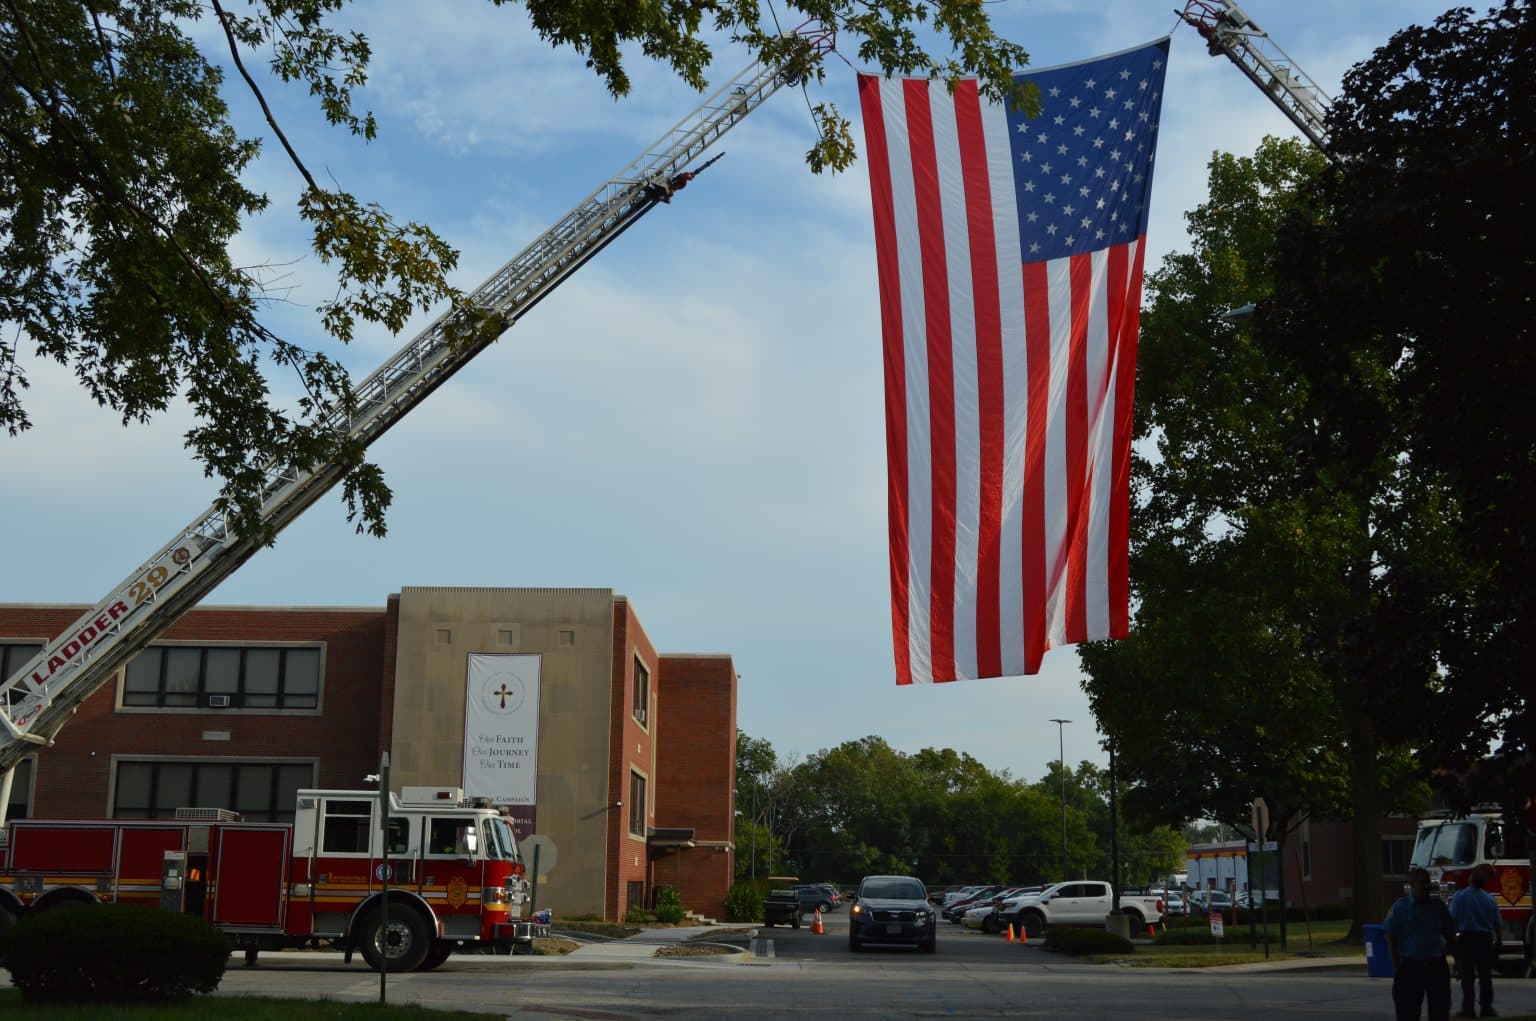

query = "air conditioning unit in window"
[
  {"left": 635, "top": 707, "right": 647, "bottom": 725},
  {"left": 207, "top": 695, "right": 231, "bottom": 708}
]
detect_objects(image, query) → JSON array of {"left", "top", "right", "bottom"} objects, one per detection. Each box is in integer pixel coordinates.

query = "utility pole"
[{"left": 1049, "top": 719, "right": 1071, "bottom": 882}]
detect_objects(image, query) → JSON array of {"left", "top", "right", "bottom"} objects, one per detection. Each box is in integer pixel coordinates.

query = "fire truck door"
[{"left": 209, "top": 825, "right": 291, "bottom": 929}]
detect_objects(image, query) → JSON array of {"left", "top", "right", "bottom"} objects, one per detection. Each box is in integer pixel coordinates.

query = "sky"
[{"left": 2, "top": 0, "right": 1455, "bottom": 787}]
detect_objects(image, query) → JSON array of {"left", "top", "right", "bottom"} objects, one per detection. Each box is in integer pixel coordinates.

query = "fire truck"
[
  {"left": 1, "top": 785, "right": 539, "bottom": 970},
  {"left": 1412, "top": 808, "right": 1534, "bottom": 973}
]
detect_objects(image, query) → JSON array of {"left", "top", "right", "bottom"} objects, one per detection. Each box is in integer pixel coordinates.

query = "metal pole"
[
  {"left": 378, "top": 752, "right": 390, "bottom": 1005},
  {"left": 1109, "top": 742, "right": 1121, "bottom": 913},
  {"left": 1050, "top": 719, "right": 1071, "bottom": 882},
  {"left": 530, "top": 843, "right": 542, "bottom": 914}
]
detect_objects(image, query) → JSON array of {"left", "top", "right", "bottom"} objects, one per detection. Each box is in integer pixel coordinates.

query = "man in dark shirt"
[
  {"left": 1385, "top": 867, "right": 1459, "bottom": 1021},
  {"left": 1449, "top": 865, "right": 1501, "bottom": 1018}
]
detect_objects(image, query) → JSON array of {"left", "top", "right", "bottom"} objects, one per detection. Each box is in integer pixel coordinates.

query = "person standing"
[
  {"left": 1385, "top": 867, "right": 1459, "bottom": 1021},
  {"left": 1449, "top": 865, "right": 1501, "bottom": 1018}
]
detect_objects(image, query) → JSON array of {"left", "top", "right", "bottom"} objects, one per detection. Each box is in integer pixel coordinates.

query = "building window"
[
  {"left": 113, "top": 760, "right": 313, "bottom": 822},
  {"left": 629, "top": 771, "right": 647, "bottom": 837},
  {"left": 1382, "top": 837, "right": 1413, "bottom": 878},
  {"left": 322, "top": 799, "right": 375, "bottom": 853},
  {"left": 4, "top": 756, "right": 33, "bottom": 820},
  {"left": 632, "top": 656, "right": 649, "bottom": 727},
  {"left": 627, "top": 880, "right": 646, "bottom": 916},
  {"left": 122, "top": 645, "right": 321, "bottom": 709},
  {"left": 1, "top": 642, "right": 44, "bottom": 708}
]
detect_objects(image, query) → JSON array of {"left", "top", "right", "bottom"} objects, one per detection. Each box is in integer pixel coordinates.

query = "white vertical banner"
[{"left": 463, "top": 654, "right": 540, "bottom": 824}]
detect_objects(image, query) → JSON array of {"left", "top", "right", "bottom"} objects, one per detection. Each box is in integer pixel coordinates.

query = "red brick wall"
[
  {"left": 0, "top": 604, "right": 386, "bottom": 817},
  {"left": 606, "top": 598, "right": 657, "bottom": 921},
  {"left": 653, "top": 654, "right": 736, "bottom": 920}
]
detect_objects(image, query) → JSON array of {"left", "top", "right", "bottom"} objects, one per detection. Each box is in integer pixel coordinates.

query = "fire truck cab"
[
  {"left": 1411, "top": 809, "right": 1533, "bottom": 973},
  {"left": 0, "top": 785, "right": 545, "bottom": 971}
]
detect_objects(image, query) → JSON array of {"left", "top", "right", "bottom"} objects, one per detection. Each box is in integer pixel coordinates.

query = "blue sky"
[{"left": 2, "top": 1, "right": 1453, "bottom": 787}]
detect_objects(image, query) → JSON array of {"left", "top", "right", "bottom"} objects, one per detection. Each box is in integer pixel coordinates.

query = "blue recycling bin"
[{"left": 1363, "top": 923, "right": 1394, "bottom": 978}]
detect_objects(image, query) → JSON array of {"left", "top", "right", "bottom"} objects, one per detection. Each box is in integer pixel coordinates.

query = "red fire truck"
[
  {"left": 0, "top": 785, "right": 545, "bottom": 971},
  {"left": 1412, "top": 808, "right": 1533, "bottom": 973}
]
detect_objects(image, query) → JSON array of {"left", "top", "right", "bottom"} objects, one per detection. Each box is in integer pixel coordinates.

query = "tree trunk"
[{"left": 1345, "top": 731, "right": 1386, "bottom": 943}]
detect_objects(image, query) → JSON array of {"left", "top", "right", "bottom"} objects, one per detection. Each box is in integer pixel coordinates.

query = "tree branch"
[{"left": 210, "top": 0, "right": 320, "bottom": 192}]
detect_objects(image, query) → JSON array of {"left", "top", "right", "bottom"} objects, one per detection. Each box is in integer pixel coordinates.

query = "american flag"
[{"left": 858, "top": 39, "right": 1169, "bottom": 685}]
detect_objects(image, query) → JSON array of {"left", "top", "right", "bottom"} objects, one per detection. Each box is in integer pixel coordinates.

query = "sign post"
[
  {"left": 379, "top": 751, "right": 390, "bottom": 1004},
  {"left": 1251, "top": 797, "right": 1270, "bottom": 960}
]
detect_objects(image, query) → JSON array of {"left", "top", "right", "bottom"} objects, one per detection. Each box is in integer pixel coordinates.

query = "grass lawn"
[
  {"left": 0, "top": 990, "right": 487, "bottom": 1018},
  {"left": 1088, "top": 918, "right": 1365, "bottom": 968}
]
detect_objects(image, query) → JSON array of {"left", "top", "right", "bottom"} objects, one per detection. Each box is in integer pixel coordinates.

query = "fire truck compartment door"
[{"left": 210, "top": 825, "right": 291, "bottom": 929}]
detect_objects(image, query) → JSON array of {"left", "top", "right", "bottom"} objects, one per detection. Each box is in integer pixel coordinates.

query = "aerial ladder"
[
  {"left": 1178, "top": 1, "right": 1333, "bottom": 155},
  {"left": 0, "top": 24, "right": 835, "bottom": 807}
]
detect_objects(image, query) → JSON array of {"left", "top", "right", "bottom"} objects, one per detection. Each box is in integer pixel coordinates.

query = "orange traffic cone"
[
  {"left": 1005, "top": 924, "right": 1015, "bottom": 943},
  {"left": 1147, "top": 923, "right": 1157, "bottom": 940},
  {"left": 1019, "top": 925, "right": 1028, "bottom": 945},
  {"left": 812, "top": 909, "right": 825, "bottom": 935}
]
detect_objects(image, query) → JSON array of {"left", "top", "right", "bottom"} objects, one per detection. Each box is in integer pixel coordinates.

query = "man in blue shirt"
[
  {"left": 1385, "top": 867, "right": 1459, "bottom": 1021},
  {"left": 1449, "top": 865, "right": 1501, "bottom": 1018}
]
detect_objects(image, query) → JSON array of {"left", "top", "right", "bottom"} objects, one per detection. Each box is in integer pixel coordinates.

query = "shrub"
[
  {"left": 653, "top": 886, "right": 685, "bottom": 924},
  {"left": 623, "top": 904, "right": 654, "bottom": 925},
  {"left": 1043, "top": 926, "right": 1134, "bottom": 956},
  {"left": 725, "top": 881, "right": 763, "bottom": 923},
  {"left": 1, "top": 902, "right": 232, "bottom": 1003}
]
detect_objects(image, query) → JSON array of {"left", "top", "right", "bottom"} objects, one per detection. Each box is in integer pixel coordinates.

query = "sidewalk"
[{"left": 562, "top": 925, "right": 750, "bottom": 964}]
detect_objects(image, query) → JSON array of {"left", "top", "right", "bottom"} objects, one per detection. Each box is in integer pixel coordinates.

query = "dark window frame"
[
  {"left": 112, "top": 759, "right": 314, "bottom": 823},
  {"left": 628, "top": 771, "right": 647, "bottom": 838},
  {"left": 122, "top": 644, "right": 322, "bottom": 710},
  {"left": 631, "top": 656, "right": 649, "bottom": 727},
  {"left": 1, "top": 642, "right": 45, "bottom": 708}
]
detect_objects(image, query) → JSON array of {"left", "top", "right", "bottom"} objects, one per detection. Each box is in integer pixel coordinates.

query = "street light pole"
[{"left": 1049, "top": 719, "right": 1071, "bottom": 882}]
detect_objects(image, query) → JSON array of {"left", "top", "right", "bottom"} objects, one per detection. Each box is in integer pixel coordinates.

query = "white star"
[
  {"left": 1053, "top": 114, "right": 1066, "bottom": 126},
  {"left": 1057, "top": 143, "right": 1069, "bottom": 156},
  {"left": 1026, "top": 210, "right": 1039, "bottom": 222},
  {"left": 1085, "top": 77, "right": 1096, "bottom": 89},
  {"left": 1078, "top": 185, "right": 1090, "bottom": 198},
  {"left": 1059, "top": 173, "right": 1072, "bottom": 185},
  {"left": 1049, "top": 85, "right": 1061, "bottom": 98},
  {"left": 1073, "top": 125, "right": 1085, "bottom": 137},
  {"left": 1044, "top": 192, "right": 1056, "bottom": 204},
  {"left": 1037, "top": 132, "right": 1049, "bottom": 144},
  {"left": 1066, "top": 234, "right": 1076, "bottom": 245},
  {"left": 1047, "top": 223, "right": 1058, "bottom": 235},
  {"left": 1109, "top": 148, "right": 1122, "bottom": 161},
  {"left": 1095, "top": 197, "right": 1106, "bottom": 209},
  {"left": 1069, "top": 96, "right": 1081, "bottom": 108},
  {"left": 1063, "top": 203, "right": 1076, "bottom": 216},
  {"left": 1029, "top": 242, "right": 1041, "bottom": 254},
  {"left": 1105, "top": 87, "right": 1118, "bottom": 100},
  {"left": 1080, "top": 216, "right": 1092, "bottom": 230},
  {"left": 1076, "top": 155, "right": 1089, "bottom": 168},
  {"left": 1023, "top": 180, "right": 1036, "bottom": 193},
  {"left": 1096, "top": 229, "right": 1106, "bottom": 241},
  {"left": 1090, "top": 106, "right": 1102, "bottom": 119},
  {"left": 1119, "top": 68, "right": 1132, "bottom": 80},
  {"left": 1094, "top": 166, "right": 1106, "bottom": 178},
  {"left": 1020, "top": 150, "right": 1033, "bottom": 163},
  {"left": 1093, "top": 137, "right": 1105, "bottom": 150},
  {"left": 1041, "top": 162, "right": 1053, "bottom": 175},
  {"left": 1108, "top": 117, "right": 1120, "bottom": 130}
]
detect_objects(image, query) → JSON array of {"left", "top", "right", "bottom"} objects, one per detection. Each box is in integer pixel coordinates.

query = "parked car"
[
  {"left": 795, "top": 884, "right": 840, "bottom": 912},
  {"left": 1161, "top": 890, "right": 1185, "bottom": 917},
  {"left": 943, "top": 885, "right": 1006, "bottom": 923},
  {"left": 848, "top": 874, "right": 936, "bottom": 953},
  {"left": 1187, "top": 890, "right": 1233, "bottom": 916},
  {"left": 762, "top": 886, "right": 803, "bottom": 928}
]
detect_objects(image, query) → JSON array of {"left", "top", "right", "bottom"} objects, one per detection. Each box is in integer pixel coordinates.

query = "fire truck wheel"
[
  {"left": 417, "top": 941, "right": 453, "bottom": 971},
  {"left": 358, "top": 905, "right": 432, "bottom": 973}
]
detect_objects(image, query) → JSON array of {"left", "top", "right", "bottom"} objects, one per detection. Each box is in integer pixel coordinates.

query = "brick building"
[{"left": 0, "top": 587, "right": 737, "bottom": 921}]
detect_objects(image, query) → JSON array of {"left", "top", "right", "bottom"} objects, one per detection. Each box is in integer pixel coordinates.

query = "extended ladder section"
[
  {"left": 1179, "top": 1, "right": 1332, "bottom": 154},
  {"left": 0, "top": 25, "right": 835, "bottom": 773}
]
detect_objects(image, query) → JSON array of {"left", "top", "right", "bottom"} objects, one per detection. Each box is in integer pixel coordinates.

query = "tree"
[
  {"left": 1078, "top": 133, "right": 1452, "bottom": 937},
  {"left": 1284, "top": 0, "right": 1536, "bottom": 806},
  {"left": 1, "top": 0, "right": 1034, "bottom": 538}
]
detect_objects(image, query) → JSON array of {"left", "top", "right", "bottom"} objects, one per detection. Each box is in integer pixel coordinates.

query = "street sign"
[{"left": 1210, "top": 912, "right": 1225, "bottom": 938}]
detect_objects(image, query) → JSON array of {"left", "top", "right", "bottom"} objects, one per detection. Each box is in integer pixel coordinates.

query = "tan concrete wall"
[{"left": 390, "top": 587, "right": 615, "bottom": 917}]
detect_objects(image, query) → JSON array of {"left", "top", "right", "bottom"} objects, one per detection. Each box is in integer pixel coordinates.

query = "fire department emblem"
[
  {"left": 1498, "top": 865, "right": 1525, "bottom": 906},
  {"left": 477, "top": 669, "right": 526, "bottom": 715},
  {"left": 447, "top": 875, "right": 469, "bottom": 909}
]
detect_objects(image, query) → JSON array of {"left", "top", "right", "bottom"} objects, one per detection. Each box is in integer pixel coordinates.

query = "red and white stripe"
[{"left": 859, "top": 75, "right": 1139, "bottom": 684}]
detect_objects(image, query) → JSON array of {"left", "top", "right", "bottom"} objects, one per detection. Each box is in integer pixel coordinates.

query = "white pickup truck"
[{"left": 1009, "top": 881, "right": 1163, "bottom": 939}]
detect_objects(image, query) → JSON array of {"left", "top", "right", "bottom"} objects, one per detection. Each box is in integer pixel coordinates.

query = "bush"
[
  {"left": 1, "top": 902, "right": 231, "bottom": 1003},
  {"left": 725, "top": 881, "right": 763, "bottom": 923},
  {"left": 1043, "top": 926, "right": 1134, "bottom": 956},
  {"left": 623, "top": 904, "right": 654, "bottom": 925},
  {"left": 653, "top": 886, "right": 685, "bottom": 924}
]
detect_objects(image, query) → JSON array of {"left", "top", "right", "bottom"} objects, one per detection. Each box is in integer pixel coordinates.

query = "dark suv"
[{"left": 849, "top": 875, "right": 936, "bottom": 953}]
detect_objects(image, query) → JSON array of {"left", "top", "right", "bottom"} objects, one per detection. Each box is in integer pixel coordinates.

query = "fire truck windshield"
[
  {"left": 483, "top": 817, "right": 519, "bottom": 861},
  {"left": 1412, "top": 821, "right": 1479, "bottom": 869}
]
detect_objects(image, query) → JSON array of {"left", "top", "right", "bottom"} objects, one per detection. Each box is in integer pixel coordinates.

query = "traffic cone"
[
  {"left": 1005, "top": 924, "right": 1015, "bottom": 943},
  {"left": 812, "top": 909, "right": 825, "bottom": 935},
  {"left": 1147, "top": 923, "right": 1157, "bottom": 940},
  {"left": 1019, "top": 925, "right": 1028, "bottom": 945}
]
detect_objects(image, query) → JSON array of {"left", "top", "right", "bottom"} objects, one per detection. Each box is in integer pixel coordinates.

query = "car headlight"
[
  {"left": 915, "top": 912, "right": 931, "bottom": 926},
  {"left": 851, "top": 904, "right": 864, "bottom": 915}
]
